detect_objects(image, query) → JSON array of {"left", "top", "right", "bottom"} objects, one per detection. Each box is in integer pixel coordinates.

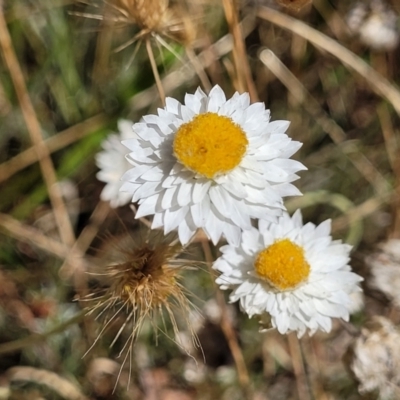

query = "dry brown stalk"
[
  {"left": 0, "top": 114, "right": 107, "bottom": 184},
  {"left": 257, "top": 6, "right": 400, "bottom": 116},
  {"left": 376, "top": 104, "right": 400, "bottom": 238},
  {"left": 201, "top": 238, "right": 252, "bottom": 399},
  {"left": 0, "top": 212, "right": 69, "bottom": 260},
  {"left": 128, "top": 14, "right": 257, "bottom": 110},
  {"left": 287, "top": 333, "right": 312, "bottom": 400},
  {"left": 221, "top": 0, "right": 258, "bottom": 101},
  {"left": 332, "top": 191, "right": 394, "bottom": 233},
  {"left": 145, "top": 37, "right": 166, "bottom": 105},
  {"left": 0, "top": 311, "right": 85, "bottom": 356},
  {"left": 59, "top": 201, "right": 111, "bottom": 280},
  {"left": 6, "top": 366, "right": 89, "bottom": 400},
  {"left": 259, "top": 48, "right": 391, "bottom": 199},
  {"left": 0, "top": 7, "right": 75, "bottom": 247}
]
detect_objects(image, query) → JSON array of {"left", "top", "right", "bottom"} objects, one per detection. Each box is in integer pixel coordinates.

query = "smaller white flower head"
[
  {"left": 96, "top": 120, "right": 136, "bottom": 208},
  {"left": 213, "top": 210, "right": 363, "bottom": 337},
  {"left": 121, "top": 85, "right": 306, "bottom": 245}
]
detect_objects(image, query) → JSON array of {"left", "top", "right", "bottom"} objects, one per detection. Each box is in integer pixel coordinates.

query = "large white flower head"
[
  {"left": 213, "top": 210, "right": 363, "bottom": 337},
  {"left": 96, "top": 120, "right": 136, "bottom": 208},
  {"left": 121, "top": 85, "right": 306, "bottom": 245}
]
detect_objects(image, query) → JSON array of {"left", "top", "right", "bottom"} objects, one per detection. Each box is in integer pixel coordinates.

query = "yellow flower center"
[
  {"left": 173, "top": 112, "right": 248, "bottom": 179},
  {"left": 254, "top": 239, "right": 310, "bottom": 291}
]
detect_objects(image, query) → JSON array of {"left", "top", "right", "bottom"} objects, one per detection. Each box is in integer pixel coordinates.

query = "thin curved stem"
[{"left": 145, "top": 37, "right": 166, "bottom": 105}]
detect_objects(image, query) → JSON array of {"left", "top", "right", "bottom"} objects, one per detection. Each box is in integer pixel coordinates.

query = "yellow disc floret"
[
  {"left": 173, "top": 112, "right": 248, "bottom": 179},
  {"left": 254, "top": 239, "right": 310, "bottom": 291}
]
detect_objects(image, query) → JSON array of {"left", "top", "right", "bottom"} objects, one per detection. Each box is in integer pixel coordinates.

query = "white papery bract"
[
  {"left": 121, "top": 85, "right": 306, "bottom": 245},
  {"left": 213, "top": 210, "right": 363, "bottom": 337},
  {"left": 96, "top": 120, "right": 136, "bottom": 208}
]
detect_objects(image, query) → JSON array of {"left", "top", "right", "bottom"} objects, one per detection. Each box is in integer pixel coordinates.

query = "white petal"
[
  {"left": 161, "top": 186, "right": 177, "bottom": 209},
  {"left": 177, "top": 180, "right": 193, "bottom": 207},
  {"left": 192, "top": 180, "right": 211, "bottom": 204},
  {"left": 178, "top": 217, "right": 196, "bottom": 244},
  {"left": 135, "top": 194, "right": 159, "bottom": 218},
  {"left": 207, "top": 85, "right": 226, "bottom": 112}
]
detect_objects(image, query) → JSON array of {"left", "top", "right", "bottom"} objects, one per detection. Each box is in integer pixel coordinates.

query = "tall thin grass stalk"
[
  {"left": 257, "top": 6, "right": 400, "bottom": 116},
  {"left": 145, "top": 37, "right": 166, "bottom": 106},
  {"left": 0, "top": 311, "right": 86, "bottom": 356},
  {"left": 201, "top": 238, "right": 252, "bottom": 399},
  {"left": 0, "top": 114, "right": 107, "bottom": 184},
  {"left": 259, "top": 48, "right": 391, "bottom": 198},
  {"left": 222, "top": 0, "right": 258, "bottom": 101},
  {"left": 0, "top": 5, "right": 76, "bottom": 247}
]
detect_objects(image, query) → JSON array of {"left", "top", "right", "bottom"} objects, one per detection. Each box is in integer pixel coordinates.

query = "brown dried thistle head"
[
  {"left": 102, "top": 0, "right": 195, "bottom": 46},
  {"left": 84, "top": 230, "right": 200, "bottom": 369}
]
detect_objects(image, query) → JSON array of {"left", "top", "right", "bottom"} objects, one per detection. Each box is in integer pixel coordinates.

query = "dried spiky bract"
[
  {"left": 106, "top": 0, "right": 193, "bottom": 44},
  {"left": 85, "top": 232, "right": 198, "bottom": 364},
  {"left": 349, "top": 317, "right": 400, "bottom": 399},
  {"left": 366, "top": 239, "right": 400, "bottom": 308},
  {"left": 114, "top": 0, "right": 169, "bottom": 31},
  {"left": 276, "top": 0, "right": 312, "bottom": 12}
]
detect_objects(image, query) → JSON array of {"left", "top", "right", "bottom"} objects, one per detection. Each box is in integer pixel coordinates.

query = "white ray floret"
[
  {"left": 121, "top": 85, "right": 306, "bottom": 245},
  {"left": 213, "top": 210, "right": 363, "bottom": 337},
  {"left": 96, "top": 120, "right": 137, "bottom": 208}
]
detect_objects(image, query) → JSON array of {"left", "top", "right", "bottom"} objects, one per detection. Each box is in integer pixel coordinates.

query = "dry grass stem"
[
  {"left": 7, "top": 366, "right": 88, "bottom": 400},
  {"left": 257, "top": 6, "right": 400, "bottom": 116},
  {"left": 145, "top": 37, "right": 166, "bottom": 105},
  {"left": 0, "top": 114, "right": 107, "bottom": 184},
  {"left": 287, "top": 333, "right": 312, "bottom": 400},
  {"left": 129, "top": 14, "right": 257, "bottom": 111},
  {"left": 377, "top": 103, "right": 399, "bottom": 174},
  {"left": 0, "top": 311, "right": 85, "bottom": 356},
  {"left": 332, "top": 191, "right": 394, "bottom": 232},
  {"left": 0, "top": 8, "right": 75, "bottom": 247},
  {"left": 59, "top": 201, "right": 111, "bottom": 280},
  {"left": 376, "top": 103, "right": 400, "bottom": 237},
  {"left": 259, "top": 48, "right": 391, "bottom": 198},
  {"left": 201, "top": 238, "right": 252, "bottom": 398},
  {"left": 185, "top": 47, "right": 212, "bottom": 92},
  {"left": 0, "top": 212, "right": 70, "bottom": 260},
  {"left": 222, "top": 0, "right": 258, "bottom": 101}
]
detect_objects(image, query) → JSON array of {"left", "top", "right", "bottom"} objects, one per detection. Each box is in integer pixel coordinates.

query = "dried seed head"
[
  {"left": 348, "top": 316, "right": 400, "bottom": 399},
  {"left": 104, "top": 0, "right": 195, "bottom": 45},
  {"left": 276, "top": 0, "right": 312, "bottom": 12},
  {"left": 84, "top": 230, "right": 200, "bottom": 373},
  {"left": 113, "top": 0, "right": 169, "bottom": 32},
  {"left": 346, "top": 0, "right": 399, "bottom": 51}
]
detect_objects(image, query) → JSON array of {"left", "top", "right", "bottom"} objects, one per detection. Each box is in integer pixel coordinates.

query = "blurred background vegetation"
[{"left": 0, "top": 0, "right": 400, "bottom": 399}]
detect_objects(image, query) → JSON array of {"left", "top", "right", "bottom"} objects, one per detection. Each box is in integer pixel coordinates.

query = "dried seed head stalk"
[{"left": 84, "top": 231, "right": 200, "bottom": 375}]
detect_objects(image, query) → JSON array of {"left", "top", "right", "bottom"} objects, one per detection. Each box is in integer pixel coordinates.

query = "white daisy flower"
[
  {"left": 121, "top": 85, "right": 306, "bottom": 245},
  {"left": 213, "top": 210, "right": 363, "bottom": 337},
  {"left": 96, "top": 120, "right": 136, "bottom": 208}
]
